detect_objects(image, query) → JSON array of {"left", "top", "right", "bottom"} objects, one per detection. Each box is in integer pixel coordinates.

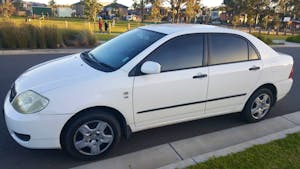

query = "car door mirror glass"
[{"left": 141, "top": 61, "right": 161, "bottom": 74}]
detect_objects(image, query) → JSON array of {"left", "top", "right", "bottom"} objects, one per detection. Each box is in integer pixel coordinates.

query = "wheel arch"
[
  {"left": 248, "top": 83, "right": 277, "bottom": 106},
  {"left": 60, "top": 106, "right": 132, "bottom": 147}
]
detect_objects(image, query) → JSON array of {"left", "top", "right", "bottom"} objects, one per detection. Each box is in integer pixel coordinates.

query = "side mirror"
[{"left": 141, "top": 61, "right": 161, "bottom": 74}]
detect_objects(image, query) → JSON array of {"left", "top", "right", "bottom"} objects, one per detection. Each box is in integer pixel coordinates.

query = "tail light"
[{"left": 289, "top": 65, "right": 294, "bottom": 79}]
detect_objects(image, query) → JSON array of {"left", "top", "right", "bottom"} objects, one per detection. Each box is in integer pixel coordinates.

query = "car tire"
[
  {"left": 61, "top": 110, "right": 121, "bottom": 160},
  {"left": 242, "top": 88, "right": 274, "bottom": 123}
]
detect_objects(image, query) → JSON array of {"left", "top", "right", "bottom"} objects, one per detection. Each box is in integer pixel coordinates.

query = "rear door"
[{"left": 205, "top": 33, "right": 262, "bottom": 116}]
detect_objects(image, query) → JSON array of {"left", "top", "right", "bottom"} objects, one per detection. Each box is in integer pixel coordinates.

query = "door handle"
[
  {"left": 249, "top": 66, "right": 260, "bottom": 71},
  {"left": 193, "top": 74, "right": 207, "bottom": 79}
]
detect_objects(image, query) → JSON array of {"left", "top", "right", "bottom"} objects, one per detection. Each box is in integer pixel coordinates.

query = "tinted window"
[
  {"left": 145, "top": 34, "right": 204, "bottom": 72},
  {"left": 89, "top": 28, "right": 165, "bottom": 70},
  {"left": 249, "top": 44, "right": 259, "bottom": 60},
  {"left": 209, "top": 34, "right": 248, "bottom": 65}
]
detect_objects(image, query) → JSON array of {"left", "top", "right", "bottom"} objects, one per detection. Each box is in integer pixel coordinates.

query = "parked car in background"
[
  {"left": 4, "top": 24, "right": 294, "bottom": 160},
  {"left": 126, "top": 15, "right": 137, "bottom": 21}
]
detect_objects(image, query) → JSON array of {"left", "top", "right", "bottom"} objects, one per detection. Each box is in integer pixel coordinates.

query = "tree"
[
  {"left": 48, "top": 0, "right": 56, "bottom": 7},
  {"left": 262, "top": 15, "right": 270, "bottom": 30},
  {"left": 167, "top": 0, "right": 188, "bottom": 23},
  {"left": 13, "top": 0, "right": 22, "bottom": 12},
  {"left": 232, "top": 15, "right": 240, "bottom": 28},
  {"left": 185, "top": 0, "right": 201, "bottom": 23},
  {"left": 48, "top": 0, "right": 56, "bottom": 17},
  {"left": 273, "top": 15, "right": 281, "bottom": 35},
  {"left": 132, "top": 0, "right": 146, "bottom": 22},
  {"left": 0, "top": 1, "right": 16, "bottom": 18},
  {"left": 151, "top": 0, "right": 162, "bottom": 22},
  {"left": 84, "top": 0, "right": 102, "bottom": 23},
  {"left": 292, "top": 0, "right": 300, "bottom": 19},
  {"left": 223, "top": 0, "right": 271, "bottom": 30}
]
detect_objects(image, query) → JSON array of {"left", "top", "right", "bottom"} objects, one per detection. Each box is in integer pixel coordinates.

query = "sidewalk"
[
  {"left": 71, "top": 111, "right": 300, "bottom": 169},
  {"left": 271, "top": 41, "right": 300, "bottom": 48}
]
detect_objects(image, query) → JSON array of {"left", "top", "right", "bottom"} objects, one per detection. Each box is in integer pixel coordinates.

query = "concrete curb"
[
  {"left": 158, "top": 126, "right": 300, "bottom": 169},
  {"left": 0, "top": 48, "right": 89, "bottom": 55},
  {"left": 271, "top": 41, "right": 300, "bottom": 48},
  {"left": 71, "top": 111, "right": 300, "bottom": 169}
]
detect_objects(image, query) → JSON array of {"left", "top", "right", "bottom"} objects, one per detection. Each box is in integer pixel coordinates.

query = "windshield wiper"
[
  {"left": 81, "top": 51, "right": 95, "bottom": 64},
  {"left": 88, "top": 53, "right": 115, "bottom": 71}
]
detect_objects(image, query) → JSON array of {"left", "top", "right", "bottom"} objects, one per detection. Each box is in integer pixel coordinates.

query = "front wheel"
[
  {"left": 61, "top": 111, "right": 121, "bottom": 160},
  {"left": 242, "top": 88, "right": 274, "bottom": 123}
]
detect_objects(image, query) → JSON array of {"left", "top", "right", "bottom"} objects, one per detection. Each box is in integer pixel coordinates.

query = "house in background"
[
  {"left": 10, "top": 0, "right": 48, "bottom": 17},
  {"left": 32, "top": 6, "right": 52, "bottom": 17},
  {"left": 101, "top": 2, "right": 128, "bottom": 19},
  {"left": 56, "top": 7, "right": 75, "bottom": 17},
  {"left": 71, "top": 0, "right": 84, "bottom": 17}
]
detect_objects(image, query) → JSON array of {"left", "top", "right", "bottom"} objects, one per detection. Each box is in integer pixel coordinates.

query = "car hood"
[{"left": 15, "top": 53, "right": 101, "bottom": 94}]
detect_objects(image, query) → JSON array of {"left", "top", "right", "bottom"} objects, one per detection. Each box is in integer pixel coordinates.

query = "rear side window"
[
  {"left": 249, "top": 44, "right": 259, "bottom": 60},
  {"left": 208, "top": 34, "right": 248, "bottom": 65},
  {"left": 145, "top": 34, "right": 204, "bottom": 72}
]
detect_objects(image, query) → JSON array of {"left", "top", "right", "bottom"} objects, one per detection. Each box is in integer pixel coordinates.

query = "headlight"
[{"left": 12, "top": 90, "right": 49, "bottom": 114}]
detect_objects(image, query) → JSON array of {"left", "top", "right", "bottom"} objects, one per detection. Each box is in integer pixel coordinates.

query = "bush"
[
  {"left": 61, "top": 29, "right": 96, "bottom": 47},
  {"left": 0, "top": 21, "right": 97, "bottom": 49},
  {"left": 253, "top": 34, "right": 273, "bottom": 45},
  {"left": 286, "top": 35, "right": 300, "bottom": 43}
]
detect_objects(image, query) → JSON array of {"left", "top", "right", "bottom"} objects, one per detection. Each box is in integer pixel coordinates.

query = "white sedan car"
[{"left": 4, "top": 24, "right": 294, "bottom": 159}]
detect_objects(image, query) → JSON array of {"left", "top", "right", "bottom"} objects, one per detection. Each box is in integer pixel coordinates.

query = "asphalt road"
[{"left": 0, "top": 47, "right": 299, "bottom": 169}]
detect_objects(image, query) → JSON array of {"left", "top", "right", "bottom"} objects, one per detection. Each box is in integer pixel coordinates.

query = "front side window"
[
  {"left": 87, "top": 28, "right": 165, "bottom": 71},
  {"left": 208, "top": 34, "right": 248, "bottom": 65},
  {"left": 144, "top": 34, "right": 204, "bottom": 72}
]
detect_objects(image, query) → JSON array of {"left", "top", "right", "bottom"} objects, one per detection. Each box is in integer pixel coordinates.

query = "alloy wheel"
[
  {"left": 73, "top": 120, "right": 114, "bottom": 156},
  {"left": 250, "top": 93, "right": 271, "bottom": 120}
]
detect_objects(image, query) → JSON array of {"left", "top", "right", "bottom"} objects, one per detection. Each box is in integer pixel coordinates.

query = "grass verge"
[
  {"left": 252, "top": 33, "right": 293, "bottom": 45},
  {"left": 0, "top": 21, "right": 96, "bottom": 49},
  {"left": 1, "top": 17, "right": 143, "bottom": 34},
  {"left": 286, "top": 35, "right": 300, "bottom": 43},
  {"left": 187, "top": 132, "right": 300, "bottom": 169},
  {"left": 95, "top": 33, "right": 119, "bottom": 41}
]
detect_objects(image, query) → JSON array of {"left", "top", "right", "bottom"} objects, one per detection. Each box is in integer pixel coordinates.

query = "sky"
[{"left": 24, "top": 0, "right": 223, "bottom": 8}]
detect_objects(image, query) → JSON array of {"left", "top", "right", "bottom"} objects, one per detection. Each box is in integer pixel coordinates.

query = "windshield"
[{"left": 87, "top": 28, "right": 165, "bottom": 71}]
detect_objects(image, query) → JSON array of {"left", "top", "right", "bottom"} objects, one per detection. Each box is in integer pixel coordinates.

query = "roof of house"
[
  {"left": 72, "top": 1, "right": 84, "bottom": 6},
  {"left": 104, "top": 2, "right": 128, "bottom": 9}
]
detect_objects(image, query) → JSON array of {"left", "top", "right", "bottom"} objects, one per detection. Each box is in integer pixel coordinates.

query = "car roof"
[{"left": 140, "top": 24, "right": 230, "bottom": 34}]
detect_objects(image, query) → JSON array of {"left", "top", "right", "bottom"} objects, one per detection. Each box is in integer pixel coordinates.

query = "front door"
[{"left": 132, "top": 34, "right": 208, "bottom": 129}]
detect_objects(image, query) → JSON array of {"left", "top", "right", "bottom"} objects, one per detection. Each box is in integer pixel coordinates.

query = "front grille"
[{"left": 9, "top": 84, "right": 16, "bottom": 102}]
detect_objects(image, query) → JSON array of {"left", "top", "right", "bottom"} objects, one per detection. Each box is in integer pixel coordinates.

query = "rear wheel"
[
  {"left": 61, "top": 111, "right": 121, "bottom": 160},
  {"left": 242, "top": 88, "right": 274, "bottom": 123}
]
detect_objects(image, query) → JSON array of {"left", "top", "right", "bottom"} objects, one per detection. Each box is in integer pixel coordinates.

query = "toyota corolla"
[{"left": 4, "top": 24, "right": 294, "bottom": 159}]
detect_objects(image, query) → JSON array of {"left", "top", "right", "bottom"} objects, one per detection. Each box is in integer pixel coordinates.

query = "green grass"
[
  {"left": 95, "top": 33, "right": 119, "bottom": 41},
  {"left": 251, "top": 33, "right": 295, "bottom": 45},
  {"left": 286, "top": 35, "right": 300, "bottom": 43},
  {"left": 252, "top": 33, "right": 291, "bottom": 40},
  {"left": 1, "top": 16, "right": 144, "bottom": 34},
  {"left": 187, "top": 132, "right": 300, "bottom": 169}
]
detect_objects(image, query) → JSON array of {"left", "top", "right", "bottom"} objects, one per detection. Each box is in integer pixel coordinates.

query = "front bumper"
[{"left": 4, "top": 92, "right": 72, "bottom": 149}]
